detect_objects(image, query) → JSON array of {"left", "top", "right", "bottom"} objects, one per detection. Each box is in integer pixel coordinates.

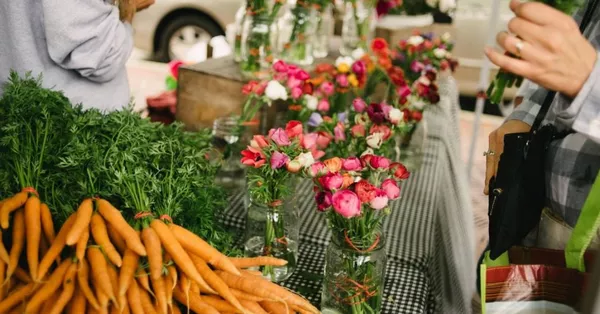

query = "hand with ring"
[{"left": 484, "top": 0, "right": 597, "bottom": 98}]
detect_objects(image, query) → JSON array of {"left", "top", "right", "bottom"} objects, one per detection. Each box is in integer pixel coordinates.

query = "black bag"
[{"left": 487, "top": 0, "right": 600, "bottom": 260}]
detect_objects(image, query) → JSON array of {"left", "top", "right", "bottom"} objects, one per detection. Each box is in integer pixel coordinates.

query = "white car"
[{"left": 132, "top": 0, "right": 239, "bottom": 62}]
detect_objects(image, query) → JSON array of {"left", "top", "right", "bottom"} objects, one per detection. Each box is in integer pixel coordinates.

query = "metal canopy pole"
[{"left": 466, "top": 0, "right": 503, "bottom": 184}]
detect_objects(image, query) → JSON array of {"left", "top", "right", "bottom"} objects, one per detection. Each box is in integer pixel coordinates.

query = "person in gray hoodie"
[{"left": 0, "top": 0, "right": 154, "bottom": 111}]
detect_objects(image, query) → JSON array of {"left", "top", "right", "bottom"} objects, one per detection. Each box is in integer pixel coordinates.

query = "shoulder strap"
[
  {"left": 530, "top": 0, "right": 600, "bottom": 132},
  {"left": 565, "top": 172, "right": 600, "bottom": 272}
]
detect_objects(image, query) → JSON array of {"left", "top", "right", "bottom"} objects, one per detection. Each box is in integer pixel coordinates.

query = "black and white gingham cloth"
[{"left": 222, "top": 78, "right": 475, "bottom": 313}]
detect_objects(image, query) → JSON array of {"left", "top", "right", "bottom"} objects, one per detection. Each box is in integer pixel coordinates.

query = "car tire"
[{"left": 154, "top": 13, "right": 224, "bottom": 63}]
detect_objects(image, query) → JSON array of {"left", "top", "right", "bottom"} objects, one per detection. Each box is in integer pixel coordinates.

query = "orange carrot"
[
  {"left": 178, "top": 272, "right": 191, "bottom": 310},
  {"left": 231, "top": 289, "right": 267, "bottom": 302},
  {"left": 136, "top": 272, "right": 154, "bottom": 298},
  {"left": 70, "top": 285, "right": 88, "bottom": 314},
  {"left": 141, "top": 226, "right": 168, "bottom": 314},
  {"left": 41, "top": 290, "right": 60, "bottom": 314},
  {"left": 107, "top": 223, "right": 127, "bottom": 254},
  {"left": 118, "top": 249, "right": 139, "bottom": 297},
  {"left": 0, "top": 230, "right": 10, "bottom": 264},
  {"left": 107, "top": 265, "right": 120, "bottom": 303},
  {"left": 190, "top": 254, "right": 244, "bottom": 312},
  {"left": 229, "top": 257, "right": 288, "bottom": 269},
  {"left": 0, "top": 192, "right": 27, "bottom": 229},
  {"left": 0, "top": 282, "right": 35, "bottom": 313},
  {"left": 48, "top": 261, "right": 77, "bottom": 314},
  {"left": 90, "top": 213, "right": 123, "bottom": 267},
  {"left": 241, "top": 269, "right": 263, "bottom": 277},
  {"left": 26, "top": 259, "right": 71, "bottom": 312},
  {"left": 78, "top": 259, "right": 101, "bottom": 310},
  {"left": 6, "top": 209, "right": 25, "bottom": 282},
  {"left": 165, "top": 270, "right": 174, "bottom": 313},
  {"left": 126, "top": 279, "right": 144, "bottom": 314},
  {"left": 169, "top": 224, "right": 240, "bottom": 275},
  {"left": 172, "top": 286, "right": 220, "bottom": 314},
  {"left": 88, "top": 246, "right": 116, "bottom": 302},
  {"left": 96, "top": 199, "right": 146, "bottom": 256},
  {"left": 240, "top": 299, "right": 269, "bottom": 314},
  {"left": 66, "top": 198, "right": 94, "bottom": 245},
  {"left": 150, "top": 220, "right": 206, "bottom": 287},
  {"left": 200, "top": 295, "right": 239, "bottom": 312},
  {"left": 167, "top": 264, "right": 177, "bottom": 290},
  {"left": 40, "top": 203, "right": 56, "bottom": 244},
  {"left": 76, "top": 226, "right": 89, "bottom": 261},
  {"left": 96, "top": 281, "right": 110, "bottom": 311},
  {"left": 37, "top": 213, "right": 76, "bottom": 281},
  {"left": 24, "top": 195, "right": 41, "bottom": 280},
  {"left": 139, "top": 285, "right": 159, "bottom": 314},
  {"left": 260, "top": 301, "right": 291, "bottom": 314}
]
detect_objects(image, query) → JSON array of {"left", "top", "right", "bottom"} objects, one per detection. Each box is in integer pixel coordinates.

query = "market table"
[{"left": 221, "top": 77, "right": 476, "bottom": 313}]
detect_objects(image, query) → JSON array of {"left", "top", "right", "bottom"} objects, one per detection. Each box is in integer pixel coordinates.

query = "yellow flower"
[
  {"left": 337, "top": 63, "right": 350, "bottom": 73},
  {"left": 348, "top": 74, "right": 359, "bottom": 87}
]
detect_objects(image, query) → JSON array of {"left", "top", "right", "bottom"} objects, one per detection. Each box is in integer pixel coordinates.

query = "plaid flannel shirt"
[{"left": 508, "top": 1, "right": 600, "bottom": 227}]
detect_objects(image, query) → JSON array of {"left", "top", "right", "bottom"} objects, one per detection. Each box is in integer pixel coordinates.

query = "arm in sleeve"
[
  {"left": 506, "top": 79, "right": 546, "bottom": 125},
  {"left": 555, "top": 52, "right": 600, "bottom": 144},
  {"left": 42, "top": 0, "right": 134, "bottom": 83}
]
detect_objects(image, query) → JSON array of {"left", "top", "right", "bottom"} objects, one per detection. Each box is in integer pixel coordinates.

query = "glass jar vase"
[
  {"left": 233, "top": 0, "right": 248, "bottom": 62},
  {"left": 321, "top": 231, "right": 387, "bottom": 314},
  {"left": 241, "top": 14, "right": 278, "bottom": 78},
  {"left": 340, "top": 0, "right": 376, "bottom": 57},
  {"left": 313, "top": 3, "right": 333, "bottom": 58},
  {"left": 212, "top": 116, "right": 251, "bottom": 188},
  {"left": 396, "top": 119, "right": 428, "bottom": 172},
  {"left": 277, "top": 0, "right": 317, "bottom": 65},
  {"left": 244, "top": 178, "right": 300, "bottom": 282}
]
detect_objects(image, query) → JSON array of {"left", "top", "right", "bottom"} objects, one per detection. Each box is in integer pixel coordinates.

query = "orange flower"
[
  {"left": 249, "top": 48, "right": 259, "bottom": 56},
  {"left": 378, "top": 57, "right": 392, "bottom": 70},
  {"left": 341, "top": 173, "right": 354, "bottom": 189},
  {"left": 289, "top": 105, "right": 303, "bottom": 111},
  {"left": 324, "top": 157, "right": 343, "bottom": 173},
  {"left": 309, "top": 75, "right": 326, "bottom": 86}
]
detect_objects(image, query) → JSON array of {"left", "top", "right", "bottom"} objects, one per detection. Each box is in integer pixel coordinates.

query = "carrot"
[
  {"left": 96, "top": 199, "right": 146, "bottom": 256},
  {"left": 139, "top": 285, "right": 159, "bottom": 314},
  {"left": 241, "top": 270, "right": 263, "bottom": 277},
  {"left": 107, "top": 265, "right": 121, "bottom": 310},
  {"left": 96, "top": 282, "right": 110, "bottom": 311},
  {"left": 0, "top": 282, "right": 35, "bottom": 313},
  {"left": 40, "top": 203, "right": 56, "bottom": 244},
  {"left": 76, "top": 226, "right": 89, "bottom": 261},
  {"left": 37, "top": 213, "right": 76, "bottom": 281},
  {"left": 231, "top": 289, "right": 267, "bottom": 302},
  {"left": 260, "top": 301, "right": 291, "bottom": 314},
  {"left": 136, "top": 272, "right": 154, "bottom": 298},
  {"left": 26, "top": 259, "right": 71, "bottom": 313},
  {"left": 216, "top": 271, "right": 319, "bottom": 314},
  {"left": 121, "top": 300, "right": 131, "bottom": 314},
  {"left": 48, "top": 261, "right": 77, "bottom": 314},
  {"left": 229, "top": 257, "right": 288, "bottom": 269},
  {"left": 6, "top": 209, "right": 25, "bottom": 282},
  {"left": 118, "top": 249, "right": 139, "bottom": 297},
  {"left": 190, "top": 254, "right": 244, "bottom": 312},
  {"left": 165, "top": 271, "right": 174, "bottom": 313},
  {"left": 172, "top": 286, "right": 219, "bottom": 314},
  {"left": 24, "top": 195, "right": 41, "bottom": 280},
  {"left": 0, "top": 230, "right": 10, "bottom": 264},
  {"left": 167, "top": 264, "right": 177, "bottom": 290},
  {"left": 240, "top": 300, "right": 269, "bottom": 314},
  {"left": 66, "top": 198, "right": 93, "bottom": 245},
  {"left": 141, "top": 226, "right": 168, "bottom": 314},
  {"left": 78, "top": 259, "right": 101, "bottom": 310},
  {"left": 178, "top": 272, "right": 191, "bottom": 310},
  {"left": 169, "top": 224, "right": 240, "bottom": 275},
  {"left": 69, "top": 285, "right": 88, "bottom": 314},
  {"left": 0, "top": 191, "right": 27, "bottom": 229},
  {"left": 150, "top": 220, "right": 207, "bottom": 287},
  {"left": 107, "top": 223, "right": 127, "bottom": 254},
  {"left": 88, "top": 246, "right": 116, "bottom": 302},
  {"left": 126, "top": 279, "right": 144, "bottom": 314},
  {"left": 13, "top": 267, "right": 31, "bottom": 283},
  {"left": 91, "top": 213, "right": 123, "bottom": 267},
  {"left": 41, "top": 290, "right": 60, "bottom": 314},
  {"left": 200, "top": 295, "right": 239, "bottom": 312}
]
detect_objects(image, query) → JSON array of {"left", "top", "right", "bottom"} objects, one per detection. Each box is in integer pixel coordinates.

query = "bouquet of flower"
[
  {"left": 310, "top": 154, "right": 410, "bottom": 313},
  {"left": 363, "top": 38, "right": 414, "bottom": 103},
  {"left": 240, "top": 121, "right": 323, "bottom": 280},
  {"left": 486, "top": 0, "right": 583, "bottom": 104},
  {"left": 242, "top": 0, "right": 286, "bottom": 75}
]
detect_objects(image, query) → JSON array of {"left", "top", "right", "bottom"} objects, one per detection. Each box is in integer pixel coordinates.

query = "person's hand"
[
  {"left": 135, "top": 0, "right": 155, "bottom": 12},
  {"left": 485, "top": 0, "right": 597, "bottom": 98},
  {"left": 484, "top": 119, "right": 532, "bottom": 195}
]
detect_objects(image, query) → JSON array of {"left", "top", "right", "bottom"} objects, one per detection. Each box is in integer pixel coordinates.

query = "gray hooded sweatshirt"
[{"left": 0, "top": 0, "right": 133, "bottom": 111}]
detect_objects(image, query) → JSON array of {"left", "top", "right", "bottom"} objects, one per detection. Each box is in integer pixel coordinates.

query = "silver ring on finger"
[{"left": 483, "top": 150, "right": 496, "bottom": 157}]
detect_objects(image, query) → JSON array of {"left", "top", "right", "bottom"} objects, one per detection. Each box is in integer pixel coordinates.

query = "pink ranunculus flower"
[
  {"left": 351, "top": 124, "right": 366, "bottom": 137},
  {"left": 273, "top": 72, "right": 287, "bottom": 82},
  {"left": 250, "top": 135, "right": 269, "bottom": 149},
  {"left": 397, "top": 85, "right": 411, "bottom": 98},
  {"left": 273, "top": 60, "right": 289, "bottom": 73},
  {"left": 269, "top": 128, "right": 291, "bottom": 146},
  {"left": 291, "top": 87, "right": 303, "bottom": 99},
  {"left": 381, "top": 178, "right": 401, "bottom": 200},
  {"left": 353, "top": 98, "right": 367, "bottom": 113},
  {"left": 342, "top": 157, "right": 362, "bottom": 171},
  {"left": 332, "top": 190, "right": 361, "bottom": 218},
  {"left": 316, "top": 132, "right": 332, "bottom": 149},
  {"left": 311, "top": 149, "right": 326, "bottom": 160},
  {"left": 285, "top": 120, "right": 303, "bottom": 139},
  {"left": 370, "top": 189, "right": 389, "bottom": 210},
  {"left": 309, "top": 161, "right": 328, "bottom": 177},
  {"left": 381, "top": 103, "right": 392, "bottom": 118},
  {"left": 370, "top": 155, "right": 391, "bottom": 169},
  {"left": 317, "top": 99, "right": 330, "bottom": 112},
  {"left": 301, "top": 132, "right": 318, "bottom": 149},
  {"left": 287, "top": 76, "right": 303, "bottom": 89},
  {"left": 315, "top": 191, "right": 333, "bottom": 211},
  {"left": 352, "top": 60, "right": 366, "bottom": 76},
  {"left": 336, "top": 74, "right": 349, "bottom": 87},
  {"left": 319, "top": 172, "right": 344, "bottom": 191},
  {"left": 320, "top": 82, "right": 335, "bottom": 96},
  {"left": 410, "top": 60, "right": 425, "bottom": 73},
  {"left": 334, "top": 122, "right": 346, "bottom": 142},
  {"left": 295, "top": 69, "right": 310, "bottom": 80},
  {"left": 270, "top": 151, "right": 289, "bottom": 169}
]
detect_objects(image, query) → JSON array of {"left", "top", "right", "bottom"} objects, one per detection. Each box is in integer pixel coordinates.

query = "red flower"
[
  {"left": 411, "top": 111, "right": 423, "bottom": 122},
  {"left": 242, "top": 81, "right": 258, "bottom": 95},
  {"left": 241, "top": 147, "right": 266, "bottom": 168},
  {"left": 390, "top": 162, "right": 410, "bottom": 180},
  {"left": 360, "top": 154, "right": 374, "bottom": 168},
  {"left": 370, "top": 156, "right": 391, "bottom": 169},
  {"left": 371, "top": 38, "right": 389, "bottom": 54},
  {"left": 302, "top": 82, "right": 314, "bottom": 95},
  {"left": 370, "top": 124, "right": 392, "bottom": 140},
  {"left": 355, "top": 180, "right": 377, "bottom": 203},
  {"left": 285, "top": 120, "right": 303, "bottom": 139}
]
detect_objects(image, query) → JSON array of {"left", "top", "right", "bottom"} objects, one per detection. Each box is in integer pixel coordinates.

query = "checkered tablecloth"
[{"left": 222, "top": 77, "right": 476, "bottom": 313}]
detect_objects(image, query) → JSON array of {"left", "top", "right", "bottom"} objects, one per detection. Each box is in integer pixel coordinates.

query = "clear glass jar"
[
  {"left": 340, "top": 1, "right": 376, "bottom": 56},
  {"left": 321, "top": 231, "right": 387, "bottom": 314},
  {"left": 241, "top": 15, "right": 278, "bottom": 78},
  {"left": 277, "top": 0, "right": 317, "bottom": 65},
  {"left": 396, "top": 119, "right": 427, "bottom": 172},
  {"left": 313, "top": 4, "right": 333, "bottom": 59},
  {"left": 212, "top": 116, "right": 250, "bottom": 188},
  {"left": 244, "top": 178, "right": 299, "bottom": 282},
  {"left": 233, "top": 0, "right": 248, "bottom": 62}
]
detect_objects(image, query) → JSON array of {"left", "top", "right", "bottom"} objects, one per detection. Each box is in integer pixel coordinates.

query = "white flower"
[
  {"left": 335, "top": 56, "right": 354, "bottom": 67},
  {"left": 388, "top": 108, "right": 404, "bottom": 125},
  {"left": 265, "top": 80, "right": 288, "bottom": 101},
  {"left": 304, "top": 94, "right": 318, "bottom": 111},
  {"left": 439, "top": 0, "right": 456, "bottom": 13},
  {"left": 433, "top": 48, "right": 447, "bottom": 59},
  {"left": 407, "top": 35, "right": 424, "bottom": 46},
  {"left": 366, "top": 132, "right": 384, "bottom": 149},
  {"left": 351, "top": 48, "right": 366, "bottom": 60},
  {"left": 408, "top": 95, "right": 427, "bottom": 110},
  {"left": 355, "top": 113, "right": 368, "bottom": 125},
  {"left": 361, "top": 148, "right": 374, "bottom": 157},
  {"left": 441, "top": 32, "right": 452, "bottom": 42},
  {"left": 296, "top": 152, "right": 315, "bottom": 168},
  {"left": 417, "top": 76, "right": 431, "bottom": 86}
]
